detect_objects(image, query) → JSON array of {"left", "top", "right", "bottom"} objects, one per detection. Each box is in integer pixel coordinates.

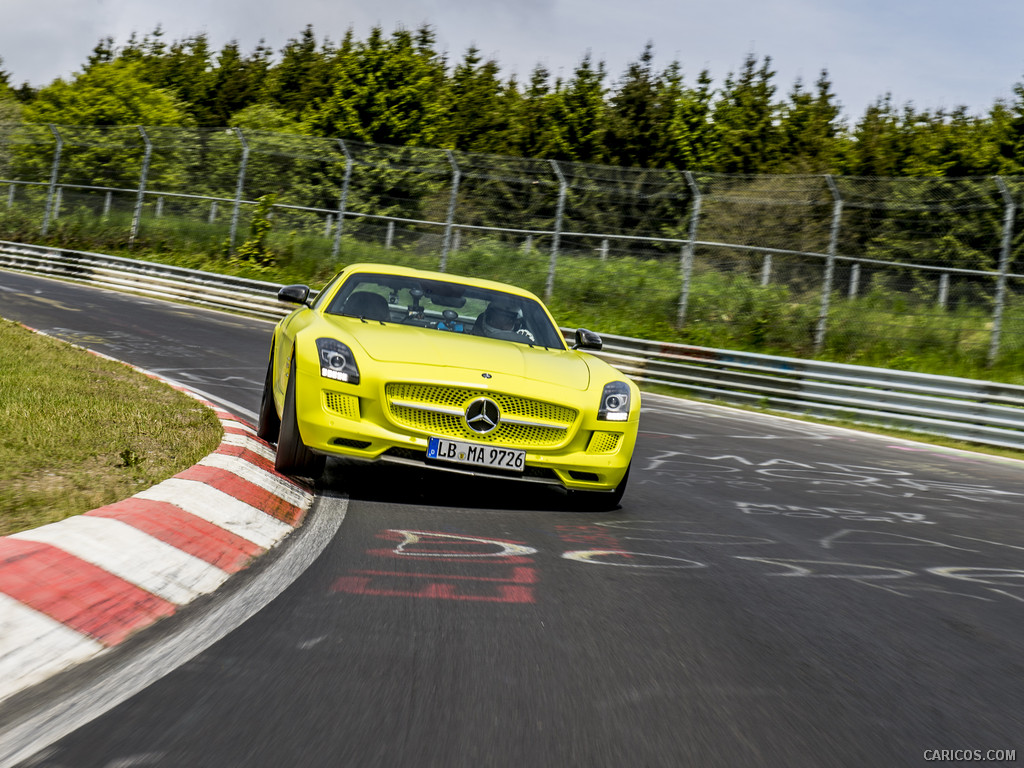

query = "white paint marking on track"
[
  {"left": 197, "top": 453, "right": 313, "bottom": 507},
  {"left": 10, "top": 517, "right": 230, "bottom": 605},
  {"left": 219, "top": 432, "right": 276, "bottom": 461},
  {"left": 135, "top": 478, "right": 294, "bottom": 549},
  {"left": 0, "top": 594, "right": 105, "bottom": 702}
]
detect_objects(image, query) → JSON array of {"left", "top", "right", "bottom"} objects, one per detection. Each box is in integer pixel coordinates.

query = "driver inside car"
[{"left": 474, "top": 299, "right": 535, "bottom": 342}]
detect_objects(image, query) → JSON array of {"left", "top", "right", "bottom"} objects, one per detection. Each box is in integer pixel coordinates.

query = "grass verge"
[{"left": 0, "top": 319, "right": 224, "bottom": 535}]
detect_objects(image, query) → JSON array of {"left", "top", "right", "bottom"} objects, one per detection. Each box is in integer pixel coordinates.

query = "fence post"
[
  {"left": 760, "top": 253, "right": 772, "bottom": 286},
  {"left": 814, "top": 175, "right": 843, "bottom": 354},
  {"left": 103, "top": 190, "right": 112, "bottom": 219},
  {"left": 849, "top": 262, "right": 861, "bottom": 299},
  {"left": 129, "top": 126, "right": 152, "bottom": 248},
  {"left": 229, "top": 127, "right": 250, "bottom": 255},
  {"left": 7, "top": 184, "right": 14, "bottom": 208},
  {"left": 332, "top": 139, "right": 353, "bottom": 260},
  {"left": 385, "top": 221, "right": 395, "bottom": 249},
  {"left": 990, "top": 177, "right": 1016, "bottom": 366},
  {"left": 546, "top": 159, "right": 568, "bottom": 302},
  {"left": 439, "top": 150, "right": 461, "bottom": 272},
  {"left": 938, "top": 272, "right": 949, "bottom": 307},
  {"left": 678, "top": 171, "right": 703, "bottom": 328},
  {"left": 41, "top": 124, "right": 63, "bottom": 235}
]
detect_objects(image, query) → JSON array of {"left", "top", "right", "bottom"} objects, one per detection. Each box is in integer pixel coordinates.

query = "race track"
[{"left": 1, "top": 270, "right": 1022, "bottom": 767}]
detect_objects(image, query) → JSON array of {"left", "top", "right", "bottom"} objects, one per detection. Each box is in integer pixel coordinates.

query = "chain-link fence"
[{"left": 2, "top": 123, "right": 1024, "bottom": 369}]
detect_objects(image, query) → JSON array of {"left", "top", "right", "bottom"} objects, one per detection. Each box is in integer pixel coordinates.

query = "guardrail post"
[
  {"left": 990, "top": 177, "right": 1016, "bottom": 366},
  {"left": 332, "top": 139, "right": 353, "bottom": 260},
  {"left": 229, "top": 127, "right": 250, "bottom": 255},
  {"left": 678, "top": 171, "right": 702, "bottom": 328},
  {"left": 814, "top": 175, "right": 843, "bottom": 354},
  {"left": 129, "top": 126, "right": 152, "bottom": 248},
  {"left": 547, "top": 159, "right": 568, "bottom": 302},
  {"left": 439, "top": 150, "right": 461, "bottom": 272},
  {"left": 41, "top": 124, "right": 63, "bottom": 235}
]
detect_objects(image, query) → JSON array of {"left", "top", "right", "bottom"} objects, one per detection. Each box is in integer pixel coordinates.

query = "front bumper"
[{"left": 291, "top": 363, "right": 637, "bottom": 492}]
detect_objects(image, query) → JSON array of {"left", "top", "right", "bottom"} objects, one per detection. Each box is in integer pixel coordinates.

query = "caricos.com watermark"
[{"left": 923, "top": 750, "right": 1016, "bottom": 762}]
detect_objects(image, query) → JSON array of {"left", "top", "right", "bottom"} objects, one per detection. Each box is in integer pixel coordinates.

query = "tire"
[
  {"left": 256, "top": 352, "right": 281, "bottom": 443},
  {"left": 274, "top": 357, "right": 326, "bottom": 480},
  {"left": 567, "top": 462, "right": 631, "bottom": 512}
]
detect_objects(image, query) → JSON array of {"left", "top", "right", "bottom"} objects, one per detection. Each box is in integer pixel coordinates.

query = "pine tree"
[
  {"left": 777, "top": 70, "right": 843, "bottom": 172},
  {"left": 547, "top": 53, "right": 607, "bottom": 162},
  {"left": 440, "top": 46, "right": 506, "bottom": 152},
  {"left": 665, "top": 68, "right": 714, "bottom": 170},
  {"left": 710, "top": 54, "right": 781, "bottom": 173},
  {"left": 605, "top": 43, "right": 661, "bottom": 167}
]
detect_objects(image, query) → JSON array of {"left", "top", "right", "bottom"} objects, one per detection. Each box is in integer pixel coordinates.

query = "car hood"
[{"left": 341, "top": 322, "right": 591, "bottom": 390}]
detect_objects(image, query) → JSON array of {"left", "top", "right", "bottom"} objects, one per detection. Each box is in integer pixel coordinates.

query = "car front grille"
[{"left": 384, "top": 383, "right": 577, "bottom": 448}]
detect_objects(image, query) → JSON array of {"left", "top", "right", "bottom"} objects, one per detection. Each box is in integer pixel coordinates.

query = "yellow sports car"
[{"left": 257, "top": 263, "right": 639, "bottom": 510}]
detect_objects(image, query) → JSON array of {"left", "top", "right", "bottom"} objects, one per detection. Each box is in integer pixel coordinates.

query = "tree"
[
  {"left": 303, "top": 25, "right": 447, "bottom": 146},
  {"left": 264, "top": 25, "right": 335, "bottom": 122},
  {"left": 206, "top": 40, "right": 272, "bottom": 125},
  {"left": 439, "top": 46, "right": 507, "bottom": 153},
  {"left": 777, "top": 70, "right": 844, "bottom": 173},
  {"left": 17, "top": 59, "right": 194, "bottom": 187},
  {"left": 710, "top": 54, "right": 781, "bottom": 173},
  {"left": 547, "top": 53, "right": 608, "bottom": 162},
  {"left": 605, "top": 43, "right": 662, "bottom": 167},
  {"left": 665, "top": 68, "right": 715, "bottom": 170}
]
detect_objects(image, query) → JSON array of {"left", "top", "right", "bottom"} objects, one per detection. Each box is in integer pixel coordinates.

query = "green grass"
[{"left": 0, "top": 319, "right": 223, "bottom": 535}]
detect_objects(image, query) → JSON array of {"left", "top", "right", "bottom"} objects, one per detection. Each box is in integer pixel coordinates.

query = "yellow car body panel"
[{"left": 266, "top": 263, "right": 639, "bottom": 493}]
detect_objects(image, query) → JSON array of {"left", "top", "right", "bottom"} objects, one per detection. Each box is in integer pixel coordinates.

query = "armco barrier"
[{"left": 4, "top": 240, "right": 1024, "bottom": 451}]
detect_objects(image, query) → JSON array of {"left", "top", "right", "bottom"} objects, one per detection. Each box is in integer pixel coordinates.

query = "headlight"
[
  {"left": 316, "top": 338, "right": 360, "bottom": 384},
  {"left": 598, "top": 381, "right": 631, "bottom": 421}
]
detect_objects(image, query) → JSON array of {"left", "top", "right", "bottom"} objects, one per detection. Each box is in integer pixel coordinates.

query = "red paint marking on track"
[
  {"left": 0, "top": 539, "right": 176, "bottom": 645},
  {"left": 87, "top": 499, "right": 263, "bottom": 573},
  {"left": 214, "top": 444, "right": 278, "bottom": 474},
  {"left": 351, "top": 567, "right": 538, "bottom": 584},
  {"left": 176, "top": 465, "right": 306, "bottom": 526},
  {"left": 332, "top": 575, "right": 535, "bottom": 603}
]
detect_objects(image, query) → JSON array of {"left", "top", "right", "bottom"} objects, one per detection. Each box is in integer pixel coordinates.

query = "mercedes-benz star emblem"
[{"left": 465, "top": 397, "right": 501, "bottom": 434}]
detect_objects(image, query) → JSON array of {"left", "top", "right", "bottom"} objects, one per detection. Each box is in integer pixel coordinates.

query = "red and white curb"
[{"left": 0, "top": 328, "right": 313, "bottom": 704}]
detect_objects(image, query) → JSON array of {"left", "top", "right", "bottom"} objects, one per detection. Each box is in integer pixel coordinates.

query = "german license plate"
[{"left": 427, "top": 437, "right": 525, "bottom": 473}]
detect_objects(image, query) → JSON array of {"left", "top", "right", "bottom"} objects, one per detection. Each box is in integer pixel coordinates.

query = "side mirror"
[
  {"left": 277, "top": 284, "right": 310, "bottom": 305},
  {"left": 573, "top": 328, "right": 603, "bottom": 351}
]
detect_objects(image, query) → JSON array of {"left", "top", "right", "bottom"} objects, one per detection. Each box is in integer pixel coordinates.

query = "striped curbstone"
[{"left": 0, "top": 329, "right": 312, "bottom": 704}]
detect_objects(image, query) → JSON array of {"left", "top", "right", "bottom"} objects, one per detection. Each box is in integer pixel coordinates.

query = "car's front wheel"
[
  {"left": 274, "top": 357, "right": 325, "bottom": 480},
  {"left": 567, "top": 462, "right": 631, "bottom": 512}
]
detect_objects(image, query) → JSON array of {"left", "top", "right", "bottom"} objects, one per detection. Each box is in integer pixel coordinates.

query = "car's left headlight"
[
  {"left": 317, "top": 338, "right": 360, "bottom": 384},
  {"left": 598, "top": 381, "right": 631, "bottom": 421}
]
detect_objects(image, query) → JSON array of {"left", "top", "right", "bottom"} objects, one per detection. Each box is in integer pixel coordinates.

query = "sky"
[{"left": 1, "top": 0, "right": 1023, "bottom": 120}]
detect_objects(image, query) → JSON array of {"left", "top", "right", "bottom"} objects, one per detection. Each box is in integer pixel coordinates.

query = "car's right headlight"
[
  {"left": 598, "top": 381, "right": 631, "bottom": 421},
  {"left": 317, "top": 338, "right": 360, "bottom": 384}
]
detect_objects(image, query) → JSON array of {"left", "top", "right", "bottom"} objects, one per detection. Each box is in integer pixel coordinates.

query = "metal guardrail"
[{"left": 3, "top": 240, "right": 1024, "bottom": 451}]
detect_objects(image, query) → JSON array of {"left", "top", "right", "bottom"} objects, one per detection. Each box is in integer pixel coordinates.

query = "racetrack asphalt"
[{"left": 0, "top": 324, "right": 314, "bottom": 705}]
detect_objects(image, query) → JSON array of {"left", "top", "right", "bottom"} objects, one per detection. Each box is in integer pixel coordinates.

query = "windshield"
[{"left": 325, "top": 273, "right": 565, "bottom": 350}]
